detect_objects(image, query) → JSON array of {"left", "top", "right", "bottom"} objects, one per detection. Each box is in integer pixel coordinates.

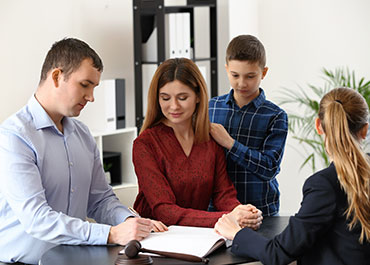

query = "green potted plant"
[{"left": 278, "top": 67, "right": 370, "bottom": 172}]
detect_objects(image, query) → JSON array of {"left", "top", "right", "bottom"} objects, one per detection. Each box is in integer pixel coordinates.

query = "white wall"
[
  {"left": 1, "top": 0, "right": 370, "bottom": 215},
  {"left": 228, "top": 0, "right": 258, "bottom": 43},
  {"left": 261, "top": 0, "right": 370, "bottom": 215},
  {"left": 0, "top": 0, "right": 136, "bottom": 126}
]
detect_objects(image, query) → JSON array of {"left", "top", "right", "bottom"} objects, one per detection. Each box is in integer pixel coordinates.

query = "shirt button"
[
  {"left": 69, "top": 162, "right": 73, "bottom": 166},
  {"left": 71, "top": 188, "right": 75, "bottom": 193}
]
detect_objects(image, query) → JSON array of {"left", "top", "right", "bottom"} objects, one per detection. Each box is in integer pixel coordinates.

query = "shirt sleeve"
[
  {"left": 0, "top": 131, "right": 110, "bottom": 245},
  {"left": 133, "top": 138, "right": 232, "bottom": 227},
  {"left": 231, "top": 172, "right": 336, "bottom": 265},
  {"left": 87, "top": 142, "right": 133, "bottom": 225},
  {"left": 212, "top": 143, "right": 241, "bottom": 211},
  {"left": 228, "top": 110, "right": 288, "bottom": 180}
]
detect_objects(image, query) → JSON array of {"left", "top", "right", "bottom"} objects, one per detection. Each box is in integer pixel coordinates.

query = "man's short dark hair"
[
  {"left": 39, "top": 38, "right": 103, "bottom": 83},
  {"left": 226, "top": 35, "right": 266, "bottom": 69}
]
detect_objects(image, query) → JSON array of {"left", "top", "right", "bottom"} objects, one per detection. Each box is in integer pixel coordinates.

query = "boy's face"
[{"left": 225, "top": 60, "right": 268, "bottom": 106}]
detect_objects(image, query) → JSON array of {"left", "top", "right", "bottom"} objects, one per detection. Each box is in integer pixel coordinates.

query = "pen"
[
  {"left": 128, "top": 207, "right": 156, "bottom": 233},
  {"left": 128, "top": 207, "right": 140, "bottom": 217}
]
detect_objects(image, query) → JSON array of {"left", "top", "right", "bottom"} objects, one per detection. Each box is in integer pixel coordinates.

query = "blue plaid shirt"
[{"left": 209, "top": 88, "right": 288, "bottom": 216}]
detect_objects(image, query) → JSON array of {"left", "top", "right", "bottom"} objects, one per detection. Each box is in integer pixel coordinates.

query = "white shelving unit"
[{"left": 92, "top": 127, "right": 138, "bottom": 207}]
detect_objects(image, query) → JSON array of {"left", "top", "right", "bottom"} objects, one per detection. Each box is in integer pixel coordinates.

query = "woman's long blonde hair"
[
  {"left": 319, "top": 87, "right": 370, "bottom": 243},
  {"left": 140, "top": 58, "right": 210, "bottom": 143}
]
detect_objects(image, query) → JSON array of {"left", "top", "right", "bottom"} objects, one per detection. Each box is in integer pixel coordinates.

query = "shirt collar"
[
  {"left": 225, "top": 88, "right": 234, "bottom": 104},
  {"left": 253, "top": 88, "right": 266, "bottom": 108},
  {"left": 226, "top": 88, "right": 266, "bottom": 109},
  {"left": 28, "top": 95, "right": 75, "bottom": 135}
]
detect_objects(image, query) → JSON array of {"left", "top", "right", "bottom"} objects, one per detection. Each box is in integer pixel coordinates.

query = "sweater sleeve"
[
  {"left": 212, "top": 143, "right": 241, "bottom": 211},
  {"left": 133, "top": 137, "right": 232, "bottom": 227}
]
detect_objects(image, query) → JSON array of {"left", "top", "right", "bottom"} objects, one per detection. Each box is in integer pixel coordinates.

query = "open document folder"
[{"left": 120, "top": 225, "right": 228, "bottom": 258}]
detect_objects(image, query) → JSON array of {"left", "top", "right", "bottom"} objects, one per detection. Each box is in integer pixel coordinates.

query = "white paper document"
[{"left": 120, "top": 225, "right": 226, "bottom": 258}]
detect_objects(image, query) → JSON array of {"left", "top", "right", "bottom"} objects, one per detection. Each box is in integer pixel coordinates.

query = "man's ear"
[
  {"left": 359, "top": 123, "right": 369, "bottom": 140},
  {"left": 261, "top": 67, "right": 268, "bottom": 79},
  {"left": 51, "top": 69, "right": 62, "bottom": 88},
  {"left": 315, "top": 117, "right": 324, "bottom": 135}
]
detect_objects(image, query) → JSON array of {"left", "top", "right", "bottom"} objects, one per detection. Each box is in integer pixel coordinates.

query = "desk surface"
[{"left": 40, "top": 216, "right": 289, "bottom": 265}]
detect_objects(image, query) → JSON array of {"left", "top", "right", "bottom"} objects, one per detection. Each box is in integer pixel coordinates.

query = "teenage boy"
[
  {"left": 0, "top": 38, "right": 166, "bottom": 265},
  {"left": 209, "top": 35, "right": 288, "bottom": 216}
]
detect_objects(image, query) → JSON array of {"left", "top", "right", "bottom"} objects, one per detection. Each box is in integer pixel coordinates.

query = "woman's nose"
[{"left": 170, "top": 99, "right": 180, "bottom": 109}]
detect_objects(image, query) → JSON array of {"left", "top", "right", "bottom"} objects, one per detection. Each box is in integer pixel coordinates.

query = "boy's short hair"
[
  {"left": 226, "top": 35, "right": 266, "bottom": 69},
  {"left": 39, "top": 38, "right": 103, "bottom": 83}
]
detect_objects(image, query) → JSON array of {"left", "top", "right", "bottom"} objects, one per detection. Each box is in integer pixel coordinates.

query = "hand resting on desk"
[{"left": 150, "top": 219, "right": 169, "bottom": 232}]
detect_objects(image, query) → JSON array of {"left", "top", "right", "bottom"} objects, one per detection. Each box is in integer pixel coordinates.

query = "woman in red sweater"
[{"left": 133, "top": 58, "right": 262, "bottom": 228}]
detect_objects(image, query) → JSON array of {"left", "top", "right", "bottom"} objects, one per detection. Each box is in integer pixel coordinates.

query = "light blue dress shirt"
[{"left": 0, "top": 96, "right": 132, "bottom": 264}]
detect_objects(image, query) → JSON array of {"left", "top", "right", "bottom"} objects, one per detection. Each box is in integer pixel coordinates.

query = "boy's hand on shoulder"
[{"left": 210, "top": 123, "right": 235, "bottom": 150}]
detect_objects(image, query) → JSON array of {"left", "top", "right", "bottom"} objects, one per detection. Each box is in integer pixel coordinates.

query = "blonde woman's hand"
[
  {"left": 229, "top": 204, "right": 263, "bottom": 230},
  {"left": 214, "top": 214, "right": 241, "bottom": 240}
]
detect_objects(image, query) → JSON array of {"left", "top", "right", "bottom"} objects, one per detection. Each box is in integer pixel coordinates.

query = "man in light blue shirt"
[{"left": 0, "top": 38, "right": 166, "bottom": 264}]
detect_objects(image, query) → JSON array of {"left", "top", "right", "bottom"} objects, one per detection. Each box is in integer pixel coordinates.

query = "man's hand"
[
  {"left": 108, "top": 217, "right": 153, "bottom": 245},
  {"left": 214, "top": 214, "right": 241, "bottom": 240},
  {"left": 229, "top": 204, "right": 263, "bottom": 230},
  {"left": 210, "top": 123, "right": 235, "bottom": 150}
]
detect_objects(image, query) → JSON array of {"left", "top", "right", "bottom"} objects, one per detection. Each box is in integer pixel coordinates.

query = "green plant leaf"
[{"left": 278, "top": 67, "right": 370, "bottom": 173}]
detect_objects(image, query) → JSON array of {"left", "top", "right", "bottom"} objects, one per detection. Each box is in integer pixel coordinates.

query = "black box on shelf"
[{"left": 103, "top": 151, "right": 122, "bottom": 186}]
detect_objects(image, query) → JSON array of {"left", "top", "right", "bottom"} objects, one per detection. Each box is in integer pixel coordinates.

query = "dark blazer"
[{"left": 231, "top": 163, "right": 370, "bottom": 265}]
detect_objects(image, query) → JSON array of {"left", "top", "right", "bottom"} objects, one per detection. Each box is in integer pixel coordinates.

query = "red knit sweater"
[{"left": 133, "top": 123, "right": 240, "bottom": 227}]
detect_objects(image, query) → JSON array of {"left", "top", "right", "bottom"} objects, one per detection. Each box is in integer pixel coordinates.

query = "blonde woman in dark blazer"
[{"left": 215, "top": 87, "right": 370, "bottom": 265}]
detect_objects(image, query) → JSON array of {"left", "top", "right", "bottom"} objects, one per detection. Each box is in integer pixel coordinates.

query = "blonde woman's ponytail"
[{"left": 319, "top": 88, "right": 370, "bottom": 243}]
